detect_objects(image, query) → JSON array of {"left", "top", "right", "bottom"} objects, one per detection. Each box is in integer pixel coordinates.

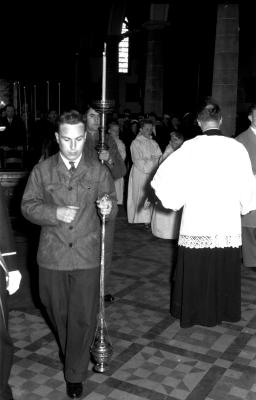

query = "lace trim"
[{"left": 179, "top": 234, "right": 241, "bottom": 249}]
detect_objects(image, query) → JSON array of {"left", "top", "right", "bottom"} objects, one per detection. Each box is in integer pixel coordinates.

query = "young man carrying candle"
[{"left": 21, "top": 110, "right": 117, "bottom": 398}]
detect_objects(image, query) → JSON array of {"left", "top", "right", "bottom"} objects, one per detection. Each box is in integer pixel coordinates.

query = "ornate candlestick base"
[{"left": 91, "top": 314, "right": 113, "bottom": 373}]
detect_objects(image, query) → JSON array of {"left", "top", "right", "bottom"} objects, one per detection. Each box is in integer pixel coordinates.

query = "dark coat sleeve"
[
  {"left": 0, "top": 184, "right": 18, "bottom": 272},
  {"left": 106, "top": 136, "right": 127, "bottom": 180}
]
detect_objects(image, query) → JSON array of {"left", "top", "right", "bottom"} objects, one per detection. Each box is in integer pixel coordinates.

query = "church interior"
[{"left": 2, "top": 1, "right": 256, "bottom": 399}]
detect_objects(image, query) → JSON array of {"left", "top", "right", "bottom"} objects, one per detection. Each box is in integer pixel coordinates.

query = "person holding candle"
[
  {"left": 21, "top": 110, "right": 117, "bottom": 398},
  {"left": 83, "top": 106, "right": 126, "bottom": 303}
]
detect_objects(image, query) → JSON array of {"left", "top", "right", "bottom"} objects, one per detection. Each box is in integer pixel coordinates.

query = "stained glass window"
[{"left": 118, "top": 17, "right": 129, "bottom": 74}]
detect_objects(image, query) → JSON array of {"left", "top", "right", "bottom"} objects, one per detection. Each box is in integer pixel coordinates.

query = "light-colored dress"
[
  {"left": 113, "top": 137, "right": 126, "bottom": 204},
  {"left": 127, "top": 134, "right": 162, "bottom": 223},
  {"left": 151, "top": 143, "right": 182, "bottom": 239}
]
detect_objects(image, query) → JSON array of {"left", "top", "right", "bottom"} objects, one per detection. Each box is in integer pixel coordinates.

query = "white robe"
[
  {"left": 127, "top": 134, "right": 162, "bottom": 223},
  {"left": 113, "top": 137, "right": 126, "bottom": 205},
  {"left": 151, "top": 143, "right": 182, "bottom": 239},
  {"left": 151, "top": 133, "right": 256, "bottom": 249}
]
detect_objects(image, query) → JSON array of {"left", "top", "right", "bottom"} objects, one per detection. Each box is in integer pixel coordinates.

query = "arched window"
[{"left": 118, "top": 17, "right": 129, "bottom": 74}]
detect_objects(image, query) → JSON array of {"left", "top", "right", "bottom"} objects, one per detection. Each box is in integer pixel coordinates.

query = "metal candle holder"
[
  {"left": 93, "top": 99, "right": 115, "bottom": 155},
  {"left": 90, "top": 207, "right": 113, "bottom": 372},
  {"left": 90, "top": 44, "right": 115, "bottom": 372}
]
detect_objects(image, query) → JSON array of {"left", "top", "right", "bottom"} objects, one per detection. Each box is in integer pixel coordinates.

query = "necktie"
[{"left": 69, "top": 161, "right": 76, "bottom": 174}]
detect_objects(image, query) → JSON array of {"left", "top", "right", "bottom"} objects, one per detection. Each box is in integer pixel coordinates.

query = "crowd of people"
[{"left": 2, "top": 99, "right": 256, "bottom": 399}]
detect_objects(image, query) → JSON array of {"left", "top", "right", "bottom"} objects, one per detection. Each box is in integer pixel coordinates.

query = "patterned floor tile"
[{"left": 8, "top": 210, "right": 256, "bottom": 399}]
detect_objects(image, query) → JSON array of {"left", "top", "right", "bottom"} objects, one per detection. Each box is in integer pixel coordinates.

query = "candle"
[
  {"left": 18, "top": 82, "right": 21, "bottom": 116},
  {"left": 13, "top": 82, "right": 18, "bottom": 111},
  {"left": 34, "top": 85, "right": 37, "bottom": 120},
  {"left": 46, "top": 81, "right": 50, "bottom": 111},
  {"left": 102, "top": 42, "right": 107, "bottom": 103},
  {"left": 58, "top": 82, "right": 61, "bottom": 115},
  {"left": 23, "top": 86, "right": 28, "bottom": 131}
]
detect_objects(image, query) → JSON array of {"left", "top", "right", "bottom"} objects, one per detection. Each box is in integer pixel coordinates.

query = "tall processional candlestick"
[
  {"left": 23, "top": 86, "right": 29, "bottom": 151},
  {"left": 46, "top": 81, "right": 50, "bottom": 111},
  {"left": 101, "top": 43, "right": 107, "bottom": 145},
  {"left": 90, "top": 42, "right": 115, "bottom": 373},
  {"left": 34, "top": 85, "right": 37, "bottom": 120},
  {"left": 58, "top": 82, "right": 61, "bottom": 115},
  {"left": 23, "top": 86, "right": 28, "bottom": 130},
  {"left": 18, "top": 82, "right": 21, "bottom": 116},
  {"left": 93, "top": 42, "right": 114, "bottom": 155}
]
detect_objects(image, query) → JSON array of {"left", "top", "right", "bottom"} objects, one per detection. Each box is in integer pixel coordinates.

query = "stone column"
[
  {"left": 212, "top": 4, "right": 239, "bottom": 137},
  {"left": 143, "top": 4, "right": 169, "bottom": 117}
]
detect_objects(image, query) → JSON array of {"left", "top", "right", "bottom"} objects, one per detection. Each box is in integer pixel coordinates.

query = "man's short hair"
[
  {"left": 141, "top": 119, "right": 153, "bottom": 128},
  {"left": 197, "top": 97, "right": 222, "bottom": 123},
  {"left": 248, "top": 103, "right": 256, "bottom": 116},
  {"left": 171, "top": 130, "right": 184, "bottom": 141},
  {"left": 58, "top": 110, "right": 84, "bottom": 129},
  {"left": 108, "top": 121, "right": 119, "bottom": 129}
]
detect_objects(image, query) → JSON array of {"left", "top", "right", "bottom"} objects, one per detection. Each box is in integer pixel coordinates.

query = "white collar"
[
  {"left": 251, "top": 126, "right": 256, "bottom": 136},
  {"left": 60, "top": 153, "right": 82, "bottom": 170}
]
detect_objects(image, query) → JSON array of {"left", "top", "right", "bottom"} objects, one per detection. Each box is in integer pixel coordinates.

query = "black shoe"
[
  {"left": 104, "top": 293, "right": 115, "bottom": 302},
  {"left": 66, "top": 381, "right": 83, "bottom": 398}
]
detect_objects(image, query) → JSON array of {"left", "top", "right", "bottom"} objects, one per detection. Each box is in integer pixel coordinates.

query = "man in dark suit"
[
  {"left": 0, "top": 104, "right": 27, "bottom": 169},
  {"left": 0, "top": 184, "right": 22, "bottom": 400},
  {"left": 236, "top": 103, "right": 256, "bottom": 269},
  {"left": 0, "top": 104, "right": 26, "bottom": 148}
]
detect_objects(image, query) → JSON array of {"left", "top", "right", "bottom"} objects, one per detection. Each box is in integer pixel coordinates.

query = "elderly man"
[{"left": 21, "top": 110, "right": 117, "bottom": 399}]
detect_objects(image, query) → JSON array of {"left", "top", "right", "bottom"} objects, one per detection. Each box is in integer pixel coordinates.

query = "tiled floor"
[{"left": 7, "top": 208, "right": 256, "bottom": 399}]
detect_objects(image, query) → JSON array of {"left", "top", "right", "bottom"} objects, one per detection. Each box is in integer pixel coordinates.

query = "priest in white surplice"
[{"left": 151, "top": 99, "right": 256, "bottom": 328}]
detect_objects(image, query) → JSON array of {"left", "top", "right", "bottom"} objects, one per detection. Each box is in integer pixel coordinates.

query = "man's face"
[
  {"left": 249, "top": 110, "right": 256, "bottom": 128},
  {"left": 141, "top": 123, "right": 153, "bottom": 139},
  {"left": 170, "top": 134, "right": 183, "bottom": 150},
  {"left": 86, "top": 108, "right": 100, "bottom": 133},
  {"left": 6, "top": 106, "right": 15, "bottom": 119},
  {"left": 108, "top": 124, "right": 120, "bottom": 138},
  {"left": 55, "top": 122, "right": 86, "bottom": 161},
  {"left": 48, "top": 110, "right": 58, "bottom": 124}
]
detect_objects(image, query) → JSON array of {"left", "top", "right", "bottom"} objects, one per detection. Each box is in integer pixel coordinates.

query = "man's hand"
[
  {"left": 98, "top": 150, "right": 111, "bottom": 163},
  {"left": 144, "top": 198, "right": 151, "bottom": 209},
  {"left": 96, "top": 195, "right": 112, "bottom": 216},
  {"left": 7, "top": 270, "right": 22, "bottom": 295},
  {"left": 56, "top": 206, "right": 79, "bottom": 223}
]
